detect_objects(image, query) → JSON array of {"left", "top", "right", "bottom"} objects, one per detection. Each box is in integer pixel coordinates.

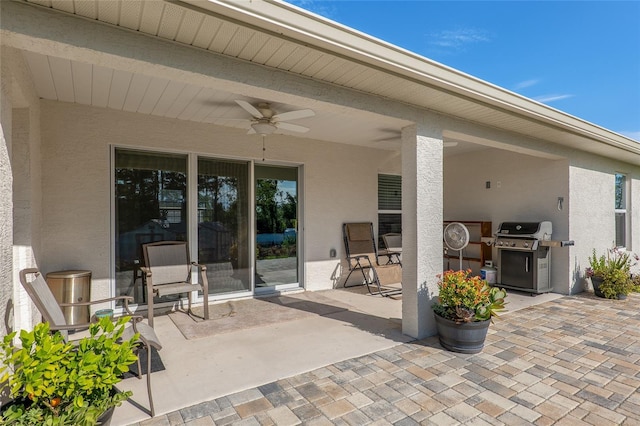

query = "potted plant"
[
  {"left": 0, "top": 317, "right": 139, "bottom": 426},
  {"left": 432, "top": 269, "right": 507, "bottom": 354},
  {"left": 586, "top": 247, "right": 637, "bottom": 299}
]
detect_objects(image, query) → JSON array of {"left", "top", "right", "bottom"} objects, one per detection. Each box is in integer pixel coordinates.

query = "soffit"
[{"left": 18, "top": 0, "right": 640, "bottom": 164}]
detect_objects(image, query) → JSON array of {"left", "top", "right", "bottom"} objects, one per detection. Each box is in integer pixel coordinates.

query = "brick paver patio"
[{"left": 134, "top": 293, "right": 640, "bottom": 425}]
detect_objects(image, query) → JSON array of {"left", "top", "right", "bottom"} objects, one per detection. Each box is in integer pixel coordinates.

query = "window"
[
  {"left": 378, "top": 174, "right": 401, "bottom": 248},
  {"left": 615, "top": 173, "right": 628, "bottom": 248}
]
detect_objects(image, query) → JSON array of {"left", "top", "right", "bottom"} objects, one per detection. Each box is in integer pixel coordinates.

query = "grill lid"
[{"left": 496, "top": 221, "right": 552, "bottom": 239}]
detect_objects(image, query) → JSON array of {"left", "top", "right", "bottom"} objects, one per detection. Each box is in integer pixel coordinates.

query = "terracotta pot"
[{"left": 434, "top": 312, "right": 490, "bottom": 354}]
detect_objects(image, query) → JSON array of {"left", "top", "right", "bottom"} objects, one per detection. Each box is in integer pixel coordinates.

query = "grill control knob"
[
  {"left": 511, "top": 242, "right": 516, "bottom": 247},
  {"left": 524, "top": 242, "right": 529, "bottom": 248}
]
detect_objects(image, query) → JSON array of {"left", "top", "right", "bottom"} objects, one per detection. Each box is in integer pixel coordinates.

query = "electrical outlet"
[{"left": 496, "top": 181, "right": 501, "bottom": 188}]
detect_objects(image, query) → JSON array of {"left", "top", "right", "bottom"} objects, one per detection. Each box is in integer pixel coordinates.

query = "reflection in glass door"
[
  {"left": 255, "top": 165, "right": 299, "bottom": 291},
  {"left": 114, "top": 149, "right": 187, "bottom": 305},
  {"left": 197, "top": 158, "right": 251, "bottom": 294}
]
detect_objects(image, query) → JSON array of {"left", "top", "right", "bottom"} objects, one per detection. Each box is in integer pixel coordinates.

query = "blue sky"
[{"left": 286, "top": 1, "right": 640, "bottom": 142}]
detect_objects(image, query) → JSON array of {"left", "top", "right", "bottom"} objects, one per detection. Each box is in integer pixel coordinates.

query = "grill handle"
[{"left": 525, "top": 257, "right": 529, "bottom": 272}]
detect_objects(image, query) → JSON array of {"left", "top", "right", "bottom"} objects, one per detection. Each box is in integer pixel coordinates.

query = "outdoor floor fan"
[{"left": 443, "top": 222, "right": 470, "bottom": 270}]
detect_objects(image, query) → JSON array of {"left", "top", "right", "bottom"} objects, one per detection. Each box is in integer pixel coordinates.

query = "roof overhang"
[{"left": 4, "top": 0, "right": 640, "bottom": 165}]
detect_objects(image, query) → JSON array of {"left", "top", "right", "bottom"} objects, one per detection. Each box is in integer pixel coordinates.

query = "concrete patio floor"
[{"left": 113, "top": 289, "right": 640, "bottom": 425}]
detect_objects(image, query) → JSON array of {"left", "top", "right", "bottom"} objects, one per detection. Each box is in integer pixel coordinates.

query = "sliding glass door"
[
  {"left": 114, "top": 149, "right": 187, "bottom": 304},
  {"left": 114, "top": 149, "right": 301, "bottom": 305},
  {"left": 197, "top": 158, "right": 251, "bottom": 294},
  {"left": 255, "top": 165, "right": 299, "bottom": 291}
]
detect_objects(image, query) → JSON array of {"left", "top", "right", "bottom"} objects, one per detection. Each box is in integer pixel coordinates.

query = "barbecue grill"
[{"left": 484, "top": 221, "right": 573, "bottom": 294}]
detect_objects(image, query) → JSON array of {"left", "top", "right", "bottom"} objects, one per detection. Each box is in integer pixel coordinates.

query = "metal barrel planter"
[{"left": 434, "top": 313, "right": 490, "bottom": 354}]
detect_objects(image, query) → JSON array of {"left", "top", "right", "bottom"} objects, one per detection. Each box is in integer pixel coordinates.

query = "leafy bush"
[
  {"left": 0, "top": 317, "right": 139, "bottom": 426},
  {"left": 432, "top": 269, "right": 507, "bottom": 323},
  {"left": 587, "top": 247, "right": 635, "bottom": 299}
]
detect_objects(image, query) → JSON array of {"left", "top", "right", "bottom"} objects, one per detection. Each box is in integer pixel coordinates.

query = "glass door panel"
[
  {"left": 255, "top": 165, "right": 299, "bottom": 290},
  {"left": 197, "top": 158, "right": 251, "bottom": 295},
  {"left": 114, "top": 149, "right": 187, "bottom": 305}
]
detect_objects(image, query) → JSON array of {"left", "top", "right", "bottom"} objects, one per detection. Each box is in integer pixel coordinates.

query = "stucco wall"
[
  {"left": 39, "top": 101, "right": 396, "bottom": 300},
  {"left": 444, "top": 148, "right": 572, "bottom": 293},
  {"left": 1, "top": 46, "right": 43, "bottom": 336},
  {"left": 0, "top": 49, "right": 14, "bottom": 338},
  {"left": 569, "top": 154, "right": 640, "bottom": 289}
]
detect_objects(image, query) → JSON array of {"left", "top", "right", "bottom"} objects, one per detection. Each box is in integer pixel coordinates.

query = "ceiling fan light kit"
[{"left": 251, "top": 121, "right": 277, "bottom": 135}]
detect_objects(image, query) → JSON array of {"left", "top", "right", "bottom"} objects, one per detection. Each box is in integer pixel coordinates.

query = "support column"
[
  {"left": 401, "top": 123, "right": 443, "bottom": 339},
  {"left": 0, "top": 72, "right": 14, "bottom": 337}
]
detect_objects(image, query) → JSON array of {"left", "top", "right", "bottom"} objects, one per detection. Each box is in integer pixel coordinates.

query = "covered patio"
[
  {"left": 112, "top": 287, "right": 563, "bottom": 425},
  {"left": 3, "top": 0, "right": 639, "bottom": 345},
  {"left": 2, "top": 1, "right": 640, "bottom": 424}
]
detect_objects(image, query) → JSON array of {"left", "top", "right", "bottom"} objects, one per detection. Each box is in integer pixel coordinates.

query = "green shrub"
[
  {"left": 432, "top": 269, "right": 507, "bottom": 323},
  {"left": 587, "top": 248, "right": 634, "bottom": 299},
  {"left": 0, "top": 317, "right": 139, "bottom": 426}
]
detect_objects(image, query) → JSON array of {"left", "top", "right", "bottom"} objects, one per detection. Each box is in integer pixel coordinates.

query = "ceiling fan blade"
[
  {"left": 273, "top": 109, "right": 315, "bottom": 122},
  {"left": 276, "top": 122, "right": 310, "bottom": 133},
  {"left": 208, "top": 118, "right": 249, "bottom": 122},
  {"left": 235, "top": 100, "right": 263, "bottom": 118},
  {"left": 374, "top": 136, "right": 399, "bottom": 142},
  {"left": 444, "top": 142, "right": 458, "bottom": 147}
]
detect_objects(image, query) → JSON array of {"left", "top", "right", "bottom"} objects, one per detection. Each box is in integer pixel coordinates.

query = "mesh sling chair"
[
  {"left": 342, "top": 222, "right": 402, "bottom": 296},
  {"left": 381, "top": 233, "right": 402, "bottom": 266},
  {"left": 18, "top": 268, "right": 162, "bottom": 417},
  {"left": 140, "top": 240, "right": 209, "bottom": 327}
]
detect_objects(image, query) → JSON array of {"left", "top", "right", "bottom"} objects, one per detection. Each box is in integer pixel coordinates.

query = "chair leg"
[
  {"left": 136, "top": 355, "right": 142, "bottom": 380},
  {"left": 186, "top": 292, "right": 193, "bottom": 317},
  {"left": 343, "top": 258, "right": 370, "bottom": 288},
  {"left": 146, "top": 345, "right": 155, "bottom": 417},
  {"left": 202, "top": 286, "right": 209, "bottom": 321},
  {"left": 369, "top": 268, "right": 402, "bottom": 298},
  {"left": 343, "top": 267, "right": 356, "bottom": 287},
  {"left": 147, "top": 288, "right": 154, "bottom": 327}
]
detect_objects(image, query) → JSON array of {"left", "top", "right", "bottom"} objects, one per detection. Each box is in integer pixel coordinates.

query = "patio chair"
[
  {"left": 381, "top": 233, "right": 402, "bottom": 265},
  {"left": 141, "top": 240, "right": 209, "bottom": 327},
  {"left": 19, "top": 268, "right": 162, "bottom": 417},
  {"left": 342, "top": 222, "right": 402, "bottom": 296}
]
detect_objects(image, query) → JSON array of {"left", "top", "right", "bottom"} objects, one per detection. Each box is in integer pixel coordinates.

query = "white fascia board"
[{"left": 182, "top": 0, "right": 640, "bottom": 155}]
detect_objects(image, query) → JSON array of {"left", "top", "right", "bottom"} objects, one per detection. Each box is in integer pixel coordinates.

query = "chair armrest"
[
  {"left": 140, "top": 266, "right": 151, "bottom": 276},
  {"left": 347, "top": 254, "right": 374, "bottom": 271},
  {"left": 191, "top": 262, "right": 207, "bottom": 271},
  {"left": 49, "top": 323, "right": 92, "bottom": 332},
  {"left": 132, "top": 320, "right": 162, "bottom": 350},
  {"left": 58, "top": 295, "right": 133, "bottom": 307},
  {"left": 59, "top": 296, "right": 136, "bottom": 315}
]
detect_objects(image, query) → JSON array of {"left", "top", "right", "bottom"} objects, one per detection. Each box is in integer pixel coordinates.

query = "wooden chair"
[
  {"left": 140, "top": 241, "right": 209, "bottom": 327},
  {"left": 19, "top": 268, "right": 162, "bottom": 417}
]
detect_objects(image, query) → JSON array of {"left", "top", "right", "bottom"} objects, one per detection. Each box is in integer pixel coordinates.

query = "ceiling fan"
[{"left": 233, "top": 100, "right": 315, "bottom": 135}]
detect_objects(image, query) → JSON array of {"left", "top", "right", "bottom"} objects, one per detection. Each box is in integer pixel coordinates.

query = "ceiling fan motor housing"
[{"left": 257, "top": 103, "right": 274, "bottom": 118}]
